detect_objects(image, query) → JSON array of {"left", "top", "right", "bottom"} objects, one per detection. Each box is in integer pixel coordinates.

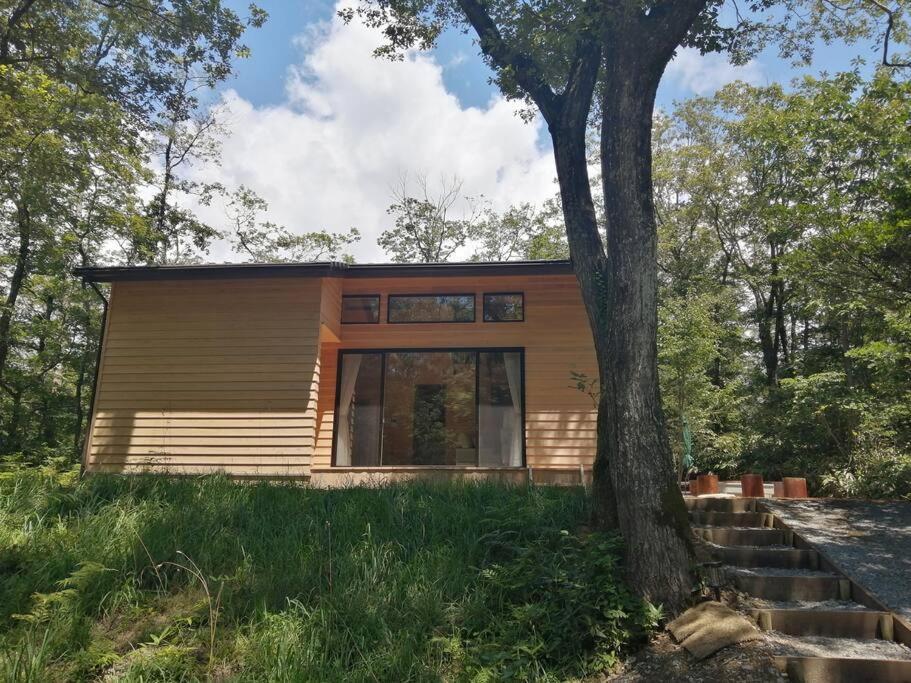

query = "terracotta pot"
[
  {"left": 772, "top": 481, "right": 785, "bottom": 498},
  {"left": 696, "top": 474, "right": 719, "bottom": 496},
  {"left": 740, "top": 473, "right": 765, "bottom": 498},
  {"left": 783, "top": 477, "right": 809, "bottom": 499}
]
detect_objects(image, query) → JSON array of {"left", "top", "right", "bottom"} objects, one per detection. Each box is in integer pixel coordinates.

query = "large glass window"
[
  {"left": 387, "top": 294, "right": 475, "bottom": 323},
  {"left": 382, "top": 352, "right": 476, "bottom": 466},
  {"left": 333, "top": 349, "right": 524, "bottom": 467}
]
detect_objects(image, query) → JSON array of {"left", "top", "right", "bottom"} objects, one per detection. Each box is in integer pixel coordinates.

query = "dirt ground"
[{"left": 608, "top": 631, "right": 785, "bottom": 682}]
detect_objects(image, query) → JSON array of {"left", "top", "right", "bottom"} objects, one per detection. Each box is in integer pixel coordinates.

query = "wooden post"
[
  {"left": 783, "top": 477, "right": 809, "bottom": 498},
  {"left": 740, "top": 473, "right": 765, "bottom": 498},
  {"left": 696, "top": 474, "right": 719, "bottom": 496}
]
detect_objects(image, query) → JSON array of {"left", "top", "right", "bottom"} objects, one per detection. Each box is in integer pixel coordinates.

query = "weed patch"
[{"left": 0, "top": 470, "right": 653, "bottom": 681}]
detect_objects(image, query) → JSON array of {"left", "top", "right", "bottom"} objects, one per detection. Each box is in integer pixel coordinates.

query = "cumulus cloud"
[
  {"left": 665, "top": 47, "right": 765, "bottom": 96},
  {"left": 186, "top": 7, "right": 557, "bottom": 263}
]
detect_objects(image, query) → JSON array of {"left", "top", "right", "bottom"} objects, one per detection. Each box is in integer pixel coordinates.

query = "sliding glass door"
[{"left": 333, "top": 349, "right": 524, "bottom": 467}]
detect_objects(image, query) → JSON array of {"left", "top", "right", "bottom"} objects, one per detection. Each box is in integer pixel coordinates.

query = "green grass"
[{"left": 0, "top": 468, "right": 655, "bottom": 681}]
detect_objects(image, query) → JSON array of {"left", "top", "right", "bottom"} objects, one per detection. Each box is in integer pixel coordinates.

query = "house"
[{"left": 75, "top": 260, "right": 598, "bottom": 485}]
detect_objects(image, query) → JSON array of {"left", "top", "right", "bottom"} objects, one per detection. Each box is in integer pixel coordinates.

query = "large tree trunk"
[
  {"left": 551, "top": 122, "right": 619, "bottom": 530},
  {"left": 593, "top": 45, "right": 692, "bottom": 610}
]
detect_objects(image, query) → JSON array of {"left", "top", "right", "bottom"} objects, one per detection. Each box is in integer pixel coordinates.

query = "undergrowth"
[{"left": 0, "top": 469, "right": 655, "bottom": 681}]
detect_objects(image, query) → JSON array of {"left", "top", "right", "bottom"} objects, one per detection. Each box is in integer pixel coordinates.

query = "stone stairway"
[{"left": 687, "top": 496, "right": 911, "bottom": 683}]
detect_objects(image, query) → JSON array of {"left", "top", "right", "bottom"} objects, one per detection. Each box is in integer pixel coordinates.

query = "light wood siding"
[
  {"left": 319, "top": 276, "right": 342, "bottom": 341},
  {"left": 85, "top": 278, "right": 322, "bottom": 477},
  {"left": 312, "top": 274, "right": 597, "bottom": 470}
]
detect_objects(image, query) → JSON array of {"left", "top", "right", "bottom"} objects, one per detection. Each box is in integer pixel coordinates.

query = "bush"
[
  {"left": 821, "top": 446, "right": 911, "bottom": 500},
  {"left": 458, "top": 527, "right": 658, "bottom": 680}
]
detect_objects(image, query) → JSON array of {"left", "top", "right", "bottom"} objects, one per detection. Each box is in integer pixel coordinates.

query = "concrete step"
[
  {"left": 752, "top": 608, "right": 894, "bottom": 639},
  {"left": 733, "top": 573, "right": 850, "bottom": 602},
  {"left": 714, "top": 546, "right": 819, "bottom": 569},
  {"left": 695, "top": 527, "right": 788, "bottom": 546},
  {"left": 774, "top": 656, "right": 911, "bottom": 683},
  {"left": 689, "top": 510, "right": 775, "bottom": 527},
  {"left": 685, "top": 497, "right": 756, "bottom": 513}
]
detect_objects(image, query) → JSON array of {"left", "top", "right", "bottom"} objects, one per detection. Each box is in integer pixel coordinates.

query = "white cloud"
[
  {"left": 665, "top": 47, "right": 765, "bottom": 96},
  {"left": 186, "top": 6, "right": 557, "bottom": 263}
]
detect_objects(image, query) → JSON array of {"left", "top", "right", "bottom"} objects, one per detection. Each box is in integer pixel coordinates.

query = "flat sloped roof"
[{"left": 75, "top": 259, "right": 575, "bottom": 282}]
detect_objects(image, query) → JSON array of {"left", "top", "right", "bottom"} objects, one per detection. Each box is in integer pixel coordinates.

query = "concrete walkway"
[{"left": 764, "top": 498, "right": 911, "bottom": 624}]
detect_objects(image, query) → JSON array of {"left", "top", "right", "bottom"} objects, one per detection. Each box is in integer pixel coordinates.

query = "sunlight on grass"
[{"left": 0, "top": 470, "right": 655, "bottom": 681}]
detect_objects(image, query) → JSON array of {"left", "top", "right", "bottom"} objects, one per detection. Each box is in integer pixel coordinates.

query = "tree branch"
[
  {"left": 455, "top": 0, "right": 561, "bottom": 122},
  {"left": 645, "top": 0, "right": 711, "bottom": 66},
  {"left": 0, "top": 0, "right": 39, "bottom": 62},
  {"left": 866, "top": 0, "right": 911, "bottom": 67}
]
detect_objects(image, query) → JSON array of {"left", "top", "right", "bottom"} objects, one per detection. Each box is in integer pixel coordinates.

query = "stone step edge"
[
  {"left": 688, "top": 511, "right": 776, "bottom": 528},
  {"left": 751, "top": 607, "right": 894, "bottom": 640},
  {"left": 712, "top": 546, "right": 820, "bottom": 570},
  {"left": 773, "top": 656, "right": 911, "bottom": 683},
  {"left": 733, "top": 574, "right": 852, "bottom": 602}
]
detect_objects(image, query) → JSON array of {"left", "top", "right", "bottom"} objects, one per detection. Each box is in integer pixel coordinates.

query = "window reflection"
[{"left": 334, "top": 350, "right": 523, "bottom": 467}]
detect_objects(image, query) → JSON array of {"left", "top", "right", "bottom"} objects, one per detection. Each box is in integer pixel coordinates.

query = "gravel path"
[
  {"left": 764, "top": 632, "right": 911, "bottom": 660},
  {"left": 763, "top": 498, "right": 911, "bottom": 623}
]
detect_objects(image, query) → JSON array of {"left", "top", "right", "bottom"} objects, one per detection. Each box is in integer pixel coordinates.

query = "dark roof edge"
[{"left": 74, "top": 259, "right": 575, "bottom": 283}]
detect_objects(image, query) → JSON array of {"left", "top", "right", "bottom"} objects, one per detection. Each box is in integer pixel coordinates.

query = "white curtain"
[
  {"left": 335, "top": 355, "right": 362, "bottom": 466},
  {"left": 503, "top": 352, "right": 523, "bottom": 467}
]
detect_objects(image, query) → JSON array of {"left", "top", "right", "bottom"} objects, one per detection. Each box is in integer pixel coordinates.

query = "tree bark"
[
  {"left": 757, "top": 291, "right": 778, "bottom": 386},
  {"left": 73, "top": 350, "right": 88, "bottom": 460},
  {"left": 3, "top": 386, "right": 23, "bottom": 454},
  {"left": 37, "top": 297, "right": 56, "bottom": 447},
  {"left": 593, "top": 35, "right": 693, "bottom": 611},
  {"left": 0, "top": 202, "right": 31, "bottom": 389},
  {"left": 551, "top": 120, "right": 619, "bottom": 530}
]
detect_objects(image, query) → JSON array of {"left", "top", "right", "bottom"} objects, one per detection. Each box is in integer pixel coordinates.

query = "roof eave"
[{"left": 74, "top": 259, "right": 575, "bottom": 283}]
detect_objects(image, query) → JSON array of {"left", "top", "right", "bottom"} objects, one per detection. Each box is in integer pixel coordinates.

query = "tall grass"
[{"left": 0, "top": 470, "right": 654, "bottom": 681}]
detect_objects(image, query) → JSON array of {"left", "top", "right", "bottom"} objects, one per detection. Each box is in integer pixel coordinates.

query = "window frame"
[
  {"left": 482, "top": 292, "right": 525, "bottom": 323},
  {"left": 331, "top": 347, "right": 525, "bottom": 468},
  {"left": 340, "top": 294, "right": 381, "bottom": 325},
  {"left": 386, "top": 293, "right": 477, "bottom": 324}
]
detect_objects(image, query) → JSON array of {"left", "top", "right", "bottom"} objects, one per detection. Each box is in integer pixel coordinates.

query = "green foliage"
[
  {"left": 378, "top": 174, "right": 567, "bottom": 263},
  {"left": 459, "top": 528, "right": 657, "bottom": 680},
  {"left": 0, "top": 471, "right": 649, "bottom": 681},
  {"left": 341, "top": 0, "right": 904, "bottom": 115},
  {"left": 471, "top": 201, "right": 568, "bottom": 262},
  {"left": 653, "top": 71, "right": 911, "bottom": 498},
  {"left": 658, "top": 292, "right": 745, "bottom": 474},
  {"left": 227, "top": 185, "right": 360, "bottom": 263}
]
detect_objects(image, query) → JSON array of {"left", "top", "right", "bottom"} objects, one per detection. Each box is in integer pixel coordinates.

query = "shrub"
[{"left": 457, "top": 527, "right": 658, "bottom": 680}]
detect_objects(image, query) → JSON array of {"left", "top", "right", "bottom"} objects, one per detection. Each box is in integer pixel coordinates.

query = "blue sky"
[
  {"left": 194, "top": 1, "right": 884, "bottom": 263},
  {"left": 225, "top": 0, "right": 876, "bottom": 112}
]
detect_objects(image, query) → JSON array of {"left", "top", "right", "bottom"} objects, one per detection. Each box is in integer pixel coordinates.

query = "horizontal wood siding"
[
  {"left": 320, "top": 275, "right": 342, "bottom": 339},
  {"left": 313, "top": 274, "right": 597, "bottom": 470},
  {"left": 85, "top": 278, "right": 322, "bottom": 477}
]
